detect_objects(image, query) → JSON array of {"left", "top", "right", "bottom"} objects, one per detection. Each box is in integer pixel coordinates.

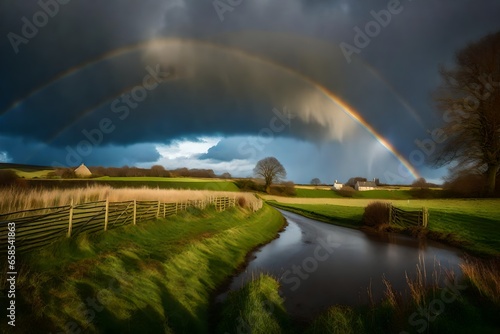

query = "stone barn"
[
  {"left": 355, "top": 181, "right": 377, "bottom": 191},
  {"left": 74, "top": 163, "right": 92, "bottom": 178}
]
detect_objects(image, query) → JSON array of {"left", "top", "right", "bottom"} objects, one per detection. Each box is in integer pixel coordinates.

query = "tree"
[
  {"left": 253, "top": 157, "right": 287, "bottom": 193},
  {"left": 433, "top": 31, "right": 500, "bottom": 195},
  {"left": 310, "top": 178, "right": 321, "bottom": 186},
  {"left": 151, "top": 165, "right": 167, "bottom": 177},
  {"left": 412, "top": 177, "right": 429, "bottom": 189}
]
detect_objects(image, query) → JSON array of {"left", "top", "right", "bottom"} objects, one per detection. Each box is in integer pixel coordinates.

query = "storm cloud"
[{"left": 1, "top": 0, "right": 499, "bottom": 182}]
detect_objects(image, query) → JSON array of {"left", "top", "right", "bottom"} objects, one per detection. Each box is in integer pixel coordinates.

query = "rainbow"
[{"left": 4, "top": 38, "right": 420, "bottom": 180}]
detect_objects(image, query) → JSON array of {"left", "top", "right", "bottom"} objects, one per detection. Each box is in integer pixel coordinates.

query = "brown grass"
[
  {"left": 0, "top": 186, "right": 262, "bottom": 214},
  {"left": 460, "top": 257, "right": 500, "bottom": 304}
]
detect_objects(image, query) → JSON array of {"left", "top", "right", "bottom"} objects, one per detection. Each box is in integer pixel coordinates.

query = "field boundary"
[
  {"left": 0, "top": 196, "right": 242, "bottom": 253},
  {"left": 388, "top": 204, "right": 429, "bottom": 228}
]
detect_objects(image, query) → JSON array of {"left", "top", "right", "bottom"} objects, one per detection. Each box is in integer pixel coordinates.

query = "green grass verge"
[
  {"left": 216, "top": 274, "right": 293, "bottom": 334},
  {"left": 267, "top": 201, "right": 364, "bottom": 228},
  {"left": 7, "top": 205, "right": 284, "bottom": 333}
]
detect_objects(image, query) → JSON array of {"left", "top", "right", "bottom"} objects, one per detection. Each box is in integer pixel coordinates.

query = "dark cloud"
[{"left": 1, "top": 0, "right": 499, "bottom": 181}]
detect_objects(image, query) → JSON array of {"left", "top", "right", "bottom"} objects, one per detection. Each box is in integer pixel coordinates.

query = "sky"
[{"left": 1, "top": 0, "right": 500, "bottom": 184}]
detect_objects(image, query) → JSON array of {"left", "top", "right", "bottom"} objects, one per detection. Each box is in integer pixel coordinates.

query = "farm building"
[
  {"left": 355, "top": 181, "right": 377, "bottom": 191},
  {"left": 332, "top": 180, "right": 343, "bottom": 190},
  {"left": 74, "top": 163, "right": 92, "bottom": 177}
]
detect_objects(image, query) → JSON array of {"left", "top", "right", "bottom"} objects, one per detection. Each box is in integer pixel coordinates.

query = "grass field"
[
  {"left": 293, "top": 187, "right": 433, "bottom": 200},
  {"left": 1, "top": 205, "right": 284, "bottom": 333},
  {"left": 25, "top": 178, "right": 241, "bottom": 192},
  {"left": 266, "top": 197, "right": 500, "bottom": 256},
  {"left": 0, "top": 185, "right": 258, "bottom": 214}
]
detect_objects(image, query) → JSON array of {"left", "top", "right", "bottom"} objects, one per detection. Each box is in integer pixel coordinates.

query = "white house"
[
  {"left": 355, "top": 181, "right": 377, "bottom": 191},
  {"left": 332, "top": 180, "right": 343, "bottom": 190}
]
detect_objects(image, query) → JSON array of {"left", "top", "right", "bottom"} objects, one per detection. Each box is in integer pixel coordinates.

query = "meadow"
[
  {"left": 0, "top": 185, "right": 258, "bottom": 214},
  {"left": 0, "top": 205, "right": 285, "bottom": 333}
]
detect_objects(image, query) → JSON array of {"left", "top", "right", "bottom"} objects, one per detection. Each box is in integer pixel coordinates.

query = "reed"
[{"left": 0, "top": 186, "right": 261, "bottom": 214}]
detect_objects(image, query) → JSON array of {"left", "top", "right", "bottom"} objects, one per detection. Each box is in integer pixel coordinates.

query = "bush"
[
  {"left": 234, "top": 179, "right": 265, "bottom": 192},
  {"left": 0, "top": 170, "right": 19, "bottom": 187},
  {"left": 337, "top": 185, "right": 355, "bottom": 198},
  {"left": 443, "top": 173, "right": 486, "bottom": 197},
  {"left": 362, "top": 202, "right": 390, "bottom": 228},
  {"left": 269, "top": 182, "right": 296, "bottom": 196},
  {"left": 237, "top": 196, "right": 247, "bottom": 208}
]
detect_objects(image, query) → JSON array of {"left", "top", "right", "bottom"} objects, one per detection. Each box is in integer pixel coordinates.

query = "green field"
[
  {"left": 294, "top": 187, "right": 436, "bottom": 200},
  {"left": 25, "top": 178, "right": 241, "bottom": 191},
  {"left": 268, "top": 198, "right": 500, "bottom": 256},
  {"left": 6, "top": 205, "right": 284, "bottom": 333}
]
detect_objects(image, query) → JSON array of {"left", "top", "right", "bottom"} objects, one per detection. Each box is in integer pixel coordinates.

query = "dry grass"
[
  {"left": 0, "top": 186, "right": 262, "bottom": 214},
  {"left": 461, "top": 257, "right": 500, "bottom": 304}
]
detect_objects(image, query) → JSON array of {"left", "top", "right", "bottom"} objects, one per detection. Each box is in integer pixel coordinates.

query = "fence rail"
[
  {"left": 0, "top": 196, "right": 238, "bottom": 253},
  {"left": 388, "top": 204, "right": 428, "bottom": 228}
]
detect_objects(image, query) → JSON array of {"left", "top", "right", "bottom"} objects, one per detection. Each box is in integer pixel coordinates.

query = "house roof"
[
  {"left": 74, "top": 163, "right": 92, "bottom": 175},
  {"left": 357, "top": 181, "right": 376, "bottom": 187}
]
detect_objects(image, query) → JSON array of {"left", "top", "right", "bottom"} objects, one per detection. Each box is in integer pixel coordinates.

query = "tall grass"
[
  {"left": 0, "top": 185, "right": 261, "bottom": 214},
  {"left": 461, "top": 257, "right": 500, "bottom": 304}
]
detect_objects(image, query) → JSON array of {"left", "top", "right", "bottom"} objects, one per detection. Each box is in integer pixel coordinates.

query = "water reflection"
[{"left": 218, "top": 210, "right": 463, "bottom": 320}]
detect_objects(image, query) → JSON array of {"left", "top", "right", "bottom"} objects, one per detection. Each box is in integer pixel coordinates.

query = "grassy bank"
[
  {"left": 1, "top": 205, "right": 284, "bottom": 333},
  {"left": 267, "top": 201, "right": 364, "bottom": 228},
  {"left": 219, "top": 261, "right": 500, "bottom": 333},
  {"left": 266, "top": 199, "right": 500, "bottom": 257}
]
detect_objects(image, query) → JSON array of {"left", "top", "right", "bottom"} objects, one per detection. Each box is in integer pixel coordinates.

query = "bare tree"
[
  {"left": 253, "top": 157, "right": 287, "bottom": 193},
  {"left": 310, "top": 178, "right": 321, "bottom": 186},
  {"left": 412, "top": 177, "right": 429, "bottom": 189},
  {"left": 433, "top": 31, "right": 500, "bottom": 195}
]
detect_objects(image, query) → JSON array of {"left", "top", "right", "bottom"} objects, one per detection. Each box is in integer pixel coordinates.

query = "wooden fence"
[
  {"left": 388, "top": 204, "right": 428, "bottom": 228},
  {"left": 0, "top": 196, "right": 237, "bottom": 253}
]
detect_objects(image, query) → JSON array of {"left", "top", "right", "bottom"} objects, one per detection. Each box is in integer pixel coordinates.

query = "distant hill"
[{"left": 0, "top": 163, "right": 54, "bottom": 172}]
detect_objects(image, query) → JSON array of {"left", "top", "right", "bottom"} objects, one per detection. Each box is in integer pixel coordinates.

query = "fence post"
[
  {"left": 67, "top": 199, "right": 74, "bottom": 238},
  {"left": 175, "top": 202, "right": 178, "bottom": 215},
  {"left": 157, "top": 200, "right": 161, "bottom": 219},
  {"left": 388, "top": 203, "right": 392, "bottom": 225},
  {"left": 423, "top": 207, "right": 428, "bottom": 227},
  {"left": 104, "top": 197, "right": 109, "bottom": 231},
  {"left": 133, "top": 200, "right": 137, "bottom": 225},
  {"left": 163, "top": 202, "right": 166, "bottom": 218}
]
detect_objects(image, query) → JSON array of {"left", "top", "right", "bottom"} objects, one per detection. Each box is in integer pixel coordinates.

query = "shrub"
[
  {"left": 443, "top": 173, "right": 486, "bottom": 197},
  {"left": 234, "top": 179, "right": 265, "bottom": 192},
  {"left": 362, "top": 202, "right": 390, "bottom": 228},
  {"left": 269, "top": 182, "right": 296, "bottom": 196},
  {"left": 237, "top": 196, "right": 247, "bottom": 208},
  {"left": 0, "top": 170, "right": 19, "bottom": 187},
  {"left": 337, "top": 185, "right": 355, "bottom": 198}
]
